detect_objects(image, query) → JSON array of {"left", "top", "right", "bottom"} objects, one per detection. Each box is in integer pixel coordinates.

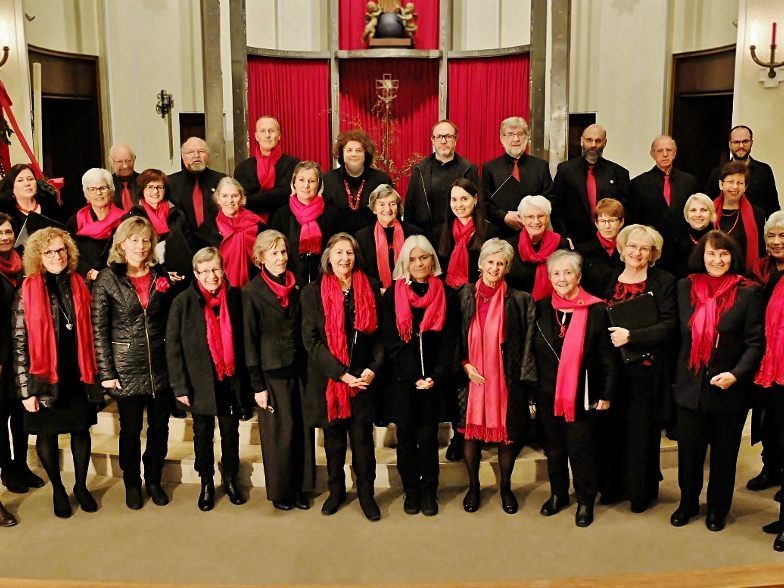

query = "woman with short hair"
[{"left": 572, "top": 198, "right": 625, "bottom": 297}]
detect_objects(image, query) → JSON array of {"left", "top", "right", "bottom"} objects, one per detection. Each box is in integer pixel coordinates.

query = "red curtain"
[
  {"left": 448, "top": 54, "right": 531, "bottom": 173},
  {"left": 339, "top": 0, "right": 439, "bottom": 50},
  {"left": 339, "top": 58, "right": 439, "bottom": 198},
  {"left": 246, "top": 57, "right": 331, "bottom": 170}
]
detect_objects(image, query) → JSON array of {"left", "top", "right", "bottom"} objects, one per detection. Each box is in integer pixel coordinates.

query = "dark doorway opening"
[{"left": 568, "top": 113, "right": 597, "bottom": 160}]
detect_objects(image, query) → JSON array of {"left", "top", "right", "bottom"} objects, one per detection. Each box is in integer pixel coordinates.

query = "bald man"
[
  {"left": 548, "top": 124, "right": 630, "bottom": 242},
  {"left": 167, "top": 137, "right": 226, "bottom": 232},
  {"left": 109, "top": 143, "right": 139, "bottom": 211}
]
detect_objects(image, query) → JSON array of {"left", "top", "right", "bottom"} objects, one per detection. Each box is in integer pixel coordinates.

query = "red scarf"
[
  {"left": 75, "top": 204, "right": 125, "bottom": 239},
  {"left": 289, "top": 194, "right": 325, "bottom": 255},
  {"left": 394, "top": 276, "right": 446, "bottom": 343},
  {"left": 260, "top": 269, "right": 296, "bottom": 308},
  {"left": 596, "top": 231, "right": 616, "bottom": 257},
  {"left": 750, "top": 256, "right": 778, "bottom": 285},
  {"left": 256, "top": 144, "right": 282, "bottom": 191},
  {"left": 551, "top": 288, "right": 603, "bottom": 422},
  {"left": 518, "top": 229, "right": 561, "bottom": 301},
  {"left": 216, "top": 208, "right": 261, "bottom": 288},
  {"left": 321, "top": 271, "right": 378, "bottom": 422},
  {"left": 374, "top": 220, "right": 405, "bottom": 289},
  {"left": 141, "top": 200, "right": 171, "bottom": 237},
  {"left": 21, "top": 272, "right": 97, "bottom": 385},
  {"left": 714, "top": 195, "right": 760, "bottom": 269},
  {"left": 445, "top": 218, "right": 475, "bottom": 288},
  {"left": 688, "top": 273, "right": 744, "bottom": 372},
  {"left": 0, "top": 249, "right": 23, "bottom": 287},
  {"left": 755, "top": 272, "right": 784, "bottom": 387},
  {"left": 197, "top": 281, "right": 235, "bottom": 381},
  {"left": 465, "top": 279, "right": 509, "bottom": 442}
]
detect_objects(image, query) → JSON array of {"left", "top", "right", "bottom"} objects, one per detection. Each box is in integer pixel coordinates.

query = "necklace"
[
  {"left": 721, "top": 208, "right": 740, "bottom": 234},
  {"left": 343, "top": 179, "right": 366, "bottom": 211},
  {"left": 55, "top": 298, "right": 73, "bottom": 330},
  {"left": 554, "top": 310, "right": 568, "bottom": 338}
]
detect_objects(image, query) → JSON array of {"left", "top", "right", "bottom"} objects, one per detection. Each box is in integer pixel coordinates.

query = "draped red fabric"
[
  {"left": 339, "top": 0, "right": 439, "bottom": 50},
  {"left": 247, "top": 57, "right": 331, "bottom": 170},
  {"left": 448, "top": 54, "right": 531, "bottom": 174},
  {"left": 339, "top": 58, "right": 439, "bottom": 199}
]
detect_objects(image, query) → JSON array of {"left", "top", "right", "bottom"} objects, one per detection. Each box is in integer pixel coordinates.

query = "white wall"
[
  {"left": 246, "top": 0, "right": 325, "bottom": 51},
  {"left": 671, "top": 0, "right": 738, "bottom": 54},
  {"left": 23, "top": 0, "right": 100, "bottom": 55},
  {"left": 1, "top": 0, "right": 32, "bottom": 165},
  {"left": 453, "top": 0, "right": 531, "bottom": 50}
]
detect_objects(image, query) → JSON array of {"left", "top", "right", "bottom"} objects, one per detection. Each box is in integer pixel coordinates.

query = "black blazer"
[
  {"left": 322, "top": 167, "right": 393, "bottom": 235},
  {"left": 505, "top": 234, "right": 571, "bottom": 295},
  {"left": 572, "top": 234, "right": 623, "bottom": 298},
  {"left": 674, "top": 278, "right": 763, "bottom": 412},
  {"left": 167, "top": 167, "right": 226, "bottom": 232},
  {"left": 112, "top": 172, "right": 140, "bottom": 209},
  {"left": 548, "top": 156, "right": 630, "bottom": 242},
  {"left": 233, "top": 154, "right": 299, "bottom": 219},
  {"left": 0, "top": 191, "right": 64, "bottom": 237},
  {"left": 706, "top": 158, "right": 780, "bottom": 218},
  {"left": 270, "top": 203, "right": 337, "bottom": 287},
  {"left": 354, "top": 221, "right": 422, "bottom": 285}
]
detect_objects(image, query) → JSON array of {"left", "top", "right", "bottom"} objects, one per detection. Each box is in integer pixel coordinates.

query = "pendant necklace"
[{"left": 554, "top": 310, "right": 568, "bottom": 338}]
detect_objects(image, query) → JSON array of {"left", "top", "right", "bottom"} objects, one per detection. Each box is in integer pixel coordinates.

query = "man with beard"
[
  {"left": 705, "top": 125, "right": 779, "bottom": 217},
  {"left": 482, "top": 117, "right": 552, "bottom": 237},
  {"left": 168, "top": 137, "right": 226, "bottom": 232},
  {"left": 109, "top": 143, "right": 140, "bottom": 211},
  {"left": 548, "top": 124, "right": 630, "bottom": 242}
]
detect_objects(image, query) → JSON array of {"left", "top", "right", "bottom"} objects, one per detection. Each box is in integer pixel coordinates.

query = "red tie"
[
  {"left": 586, "top": 165, "right": 597, "bottom": 211},
  {"left": 120, "top": 181, "right": 133, "bottom": 211},
  {"left": 512, "top": 159, "right": 520, "bottom": 181},
  {"left": 663, "top": 174, "right": 671, "bottom": 206},
  {"left": 192, "top": 181, "right": 204, "bottom": 227}
]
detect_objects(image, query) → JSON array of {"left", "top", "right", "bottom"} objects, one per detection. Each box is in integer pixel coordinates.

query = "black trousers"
[
  {"left": 595, "top": 405, "right": 624, "bottom": 500},
  {"left": 758, "top": 395, "right": 782, "bottom": 473},
  {"left": 676, "top": 405, "right": 747, "bottom": 516},
  {"left": 622, "top": 382, "right": 663, "bottom": 505},
  {"left": 396, "top": 422, "right": 439, "bottom": 497},
  {"left": 115, "top": 393, "right": 172, "bottom": 484},
  {"left": 192, "top": 414, "right": 240, "bottom": 477},
  {"left": 0, "top": 396, "right": 27, "bottom": 472},
  {"left": 540, "top": 409, "right": 597, "bottom": 504},
  {"left": 766, "top": 388, "right": 784, "bottom": 493},
  {"left": 323, "top": 418, "right": 376, "bottom": 495}
]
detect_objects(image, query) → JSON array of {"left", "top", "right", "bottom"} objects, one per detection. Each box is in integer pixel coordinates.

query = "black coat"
[
  {"left": 572, "top": 234, "right": 623, "bottom": 298},
  {"left": 322, "top": 167, "right": 393, "bottom": 235},
  {"left": 482, "top": 153, "right": 553, "bottom": 236},
  {"left": 91, "top": 263, "right": 172, "bottom": 397},
  {"left": 300, "top": 276, "right": 384, "bottom": 428},
  {"left": 456, "top": 284, "right": 538, "bottom": 442},
  {"left": 166, "top": 282, "right": 249, "bottom": 416},
  {"left": 65, "top": 213, "right": 114, "bottom": 279},
  {"left": 0, "top": 187, "right": 64, "bottom": 237},
  {"left": 233, "top": 154, "right": 299, "bottom": 218},
  {"left": 167, "top": 167, "right": 226, "bottom": 232},
  {"left": 674, "top": 278, "right": 763, "bottom": 412},
  {"left": 112, "top": 171, "right": 140, "bottom": 209},
  {"left": 354, "top": 221, "right": 422, "bottom": 285},
  {"left": 123, "top": 203, "right": 194, "bottom": 277},
  {"left": 0, "top": 273, "right": 16, "bottom": 390},
  {"left": 505, "top": 234, "right": 572, "bottom": 295},
  {"left": 706, "top": 158, "right": 780, "bottom": 218},
  {"left": 270, "top": 203, "right": 337, "bottom": 287},
  {"left": 548, "top": 156, "right": 631, "bottom": 242},
  {"left": 405, "top": 153, "right": 480, "bottom": 231}
]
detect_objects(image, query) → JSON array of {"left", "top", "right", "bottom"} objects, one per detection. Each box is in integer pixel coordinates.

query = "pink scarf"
[
  {"left": 517, "top": 229, "right": 561, "bottom": 301},
  {"left": 75, "top": 204, "right": 125, "bottom": 239},
  {"left": 216, "top": 208, "right": 262, "bottom": 288},
  {"left": 596, "top": 231, "right": 617, "bottom": 257},
  {"left": 374, "top": 220, "right": 405, "bottom": 289},
  {"left": 289, "top": 195, "right": 325, "bottom": 255},
  {"left": 256, "top": 144, "right": 282, "bottom": 191},
  {"left": 445, "top": 218, "right": 475, "bottom": 288},
  {"left": 197, "top": 281, "right": 235, "bottom": 380},
  {"left": 688, "top": 273, "right": 744, "bottom": 372},
  {"left": 141, "top": 200, "right": 171, "bottom": 237},
  {"left": 755, "top": 272, "right": 784, "bottom": 387},
  {"left": 394, "top": 276, "right": 446, "bottom": 343}
]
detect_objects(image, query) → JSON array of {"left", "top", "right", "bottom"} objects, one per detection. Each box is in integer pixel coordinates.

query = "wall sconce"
[{"left": 750, "top": 22, "right": 784, "bottom": 88}]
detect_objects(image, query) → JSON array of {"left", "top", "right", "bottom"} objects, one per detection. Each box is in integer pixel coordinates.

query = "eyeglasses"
[
  {"left": 432, "top": 134, "right": 456, "bottom": 142},
  {"left": 503, "top": 132, "right": 528, "bottom": 139},
  {"left": 145, "top": 185, "right": 166, "bottom": 192},
  {"left": 43, "top": 247, "right": 67, "bottom": 259},
  {"left": 183, "top": 149, "right": 208, "bottom": 157},
  {"left": 624, "top": 243, "right": 652, "bottom": 254},
  {"left": 86, "top": 186, "right": 110, "bottom": 194},
  {"left": 597, "top": 218, "right": 621, "bottom": 226},
  {"left": 196, "top": 267, "right": 223, "bottom": 277},
  {"left": 729, "top": 140, "right": 751, "bottom": 147},
  {"left": 0, "top": 229, "right": 14, "bottom": 237},
  {"left": 112, "top": 159, "right": 134, "bottom": 165}
]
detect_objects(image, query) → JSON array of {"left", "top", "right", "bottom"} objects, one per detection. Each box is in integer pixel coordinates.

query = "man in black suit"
[
  {"left": 233, "top": 116, "right": 299, "bottom": 222},
  {"left": 548, "top": 124, "right": 630, "bottom": 242},
  {"left": 405, "top": 119, "right": 479, "bottom": 232},
  {"left": 705, "top": 125, "right": 779, "bottom": 217},
  {"left": 109, "top": 143, "right": 140, "bottom": 211},
  {"left": 482, "top": 117, "right": 552, "bottom": 238},
  {"left": 630, "top": 135, "right": 697, "bottom": 272},
  {"left": 168, "top": 137, "right": 226, "bottom": 232}
]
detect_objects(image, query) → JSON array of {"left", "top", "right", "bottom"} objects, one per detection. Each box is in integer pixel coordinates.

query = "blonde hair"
[
  {"left": 253, "top": 229, "right": 288, "bottom": 267},
  {"left": 213, "top": 176, "right": 247, "bottom": 208},
  {"left": 107, "top": 217, "right": 158, "bottom": 266},
  {"left": 23, "top": 227, "right": 79, "bottom": 276},
  {"left": 683, "top": 193, "right": 717, "bottom": 224},
  {"left": 392, "top": 234, "right": 442, "bottom": 280},
  {"left": 192, "top": 246, "right": 223, "bottom": 271},
  {"left": 616, "top": 224, "right": 663, "bottom": 263}
]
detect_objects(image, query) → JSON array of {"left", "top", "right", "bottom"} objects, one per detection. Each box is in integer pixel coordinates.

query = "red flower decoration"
[{"left": 154, "top": 276, "right": 171, "bottom": 293}]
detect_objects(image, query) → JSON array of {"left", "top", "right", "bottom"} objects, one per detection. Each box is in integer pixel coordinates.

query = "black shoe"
[
  {"left": 171, "top": 407, "right": 187, "bottom": 419},
  {"left": 599, "top": 492, "right": 619, "bottom": 506},
  {"left": 775, "top": 532, "right": 784, "bottom": 552},
  {"left": 273, "top": 500, "right": 293, "bottom": 511},
  {"left": 747, "top": 467, "right": 781, "bottom": 491},
  {"left": 630, "top": 499, "right": 651, "bottom": 514},
  {"left": 125, "top": 482, "right": 144, "bottom": 510},
  {"left": 445, "top": 435, "right": 464, "bottom": 462},
  {"left": 540, "top": 494, "right": 569, "bottom": 516},
  {"left": 0, "top": 500, "right": 17, "bottom": 527},
  {"left": 321, "top": 491, "right": 346, "bottom": 515},
  {"left": 670, "top": 507, "right": 698, "bottom": 527},
  {"left": 74, "top": 485, "right": 98, "bottom": 513},
  {"left": 705, "top": 512, "right": 726, "bottom": 532},
  {"left": 358, "top": 492, "right": 381, "bottom": 521},
  {"left": 420, "top": 493, "right": 438, "bottom": 516},
  {"left": 19, "top": 466, "right": 45, "bottom": 489},
  {"left": 294, "top": 492, "right": 311, "bottom": 510},
  {"left": 52, "top": 486, "right": 72, "bottom": 519},
  {"left": 223, "top": 475, "right": 246, "bottom": 505},
  {"left": 500, "top": 486, "right": 518, "bottom": 514},
  {"left": 0, "top": 469, "right": 28, "bottom": 494},
  {"left": 575, "top": 503, "right": 594, "bottom": 527},
  {"left": 145, "top": 483, "right": 170, "bottom": 507},
  {"left": 463, "top": 487, "right": 480, "bottom": 513},
  {"left": 403, "top": 493, "right": 420, "bottom": 515},
  {"left": 198, "top": 478, "right": 215, "bottom": 511},
  {"left": 763, "top": 519, "right": 784, "bottom": 534}
]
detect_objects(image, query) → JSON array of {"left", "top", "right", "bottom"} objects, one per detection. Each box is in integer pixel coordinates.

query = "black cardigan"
[
  {"left": 505, "top": 234, "right": 572, "bottom": 295},
  {"left": 572, "top": 234, "right": 624, "bottom": 298},
  {"left": 233, "top": 153, "right": 300, "bottom": 218},
  {"left": 322, "top": 167, "right": 393, "bottom": 235},
  {"left": 354, "top": 221, "right": 422, "bottom": 284}
]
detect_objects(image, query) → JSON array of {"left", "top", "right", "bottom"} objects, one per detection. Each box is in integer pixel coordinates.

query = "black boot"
[
  {"left": 321, "top": 489, "right": 346, "bottom": 515},
  {"left": 445, "top": 431, "right": 464, "bottom": 462},
  {"left": 17, "top": 463, "right": 44, "bottom": 489},
  {"left": 198, "top": 477, "right": 215, "bottom": 511},
  {"left": 145, "top": 482, "right": 170, "bottom": 506},
  {"left": 0, "top": 465, "right": 28, "bottom": 494},
  {"left": 358, "top": 489, "right": 381, "bottom": 521},
  {"left": 222, "top": 472, "right": 246, "bottom": 505},
  {"left": 124, "top": 479, "right": 144, "bottom": 510}
]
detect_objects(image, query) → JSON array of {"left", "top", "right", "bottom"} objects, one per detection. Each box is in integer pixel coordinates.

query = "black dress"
[{"left": 322, "top": 167, "right": 393, "bottom": 235}]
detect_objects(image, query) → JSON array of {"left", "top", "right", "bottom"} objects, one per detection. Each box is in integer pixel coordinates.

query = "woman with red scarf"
[
  {"left": 572, "top": 198, "right": 625, "bottom": 297},
  {"left": 301, "top": 233, "right": 383, "bottom": 521},
  {"left": 166, "top": 247, "right": 250, "bottom": 510},
  {"left": 670, "top": 230, "right": 763, "bottom": 532},
  {"left": 381, "top": 235, "right": 454, "bottom": 516},
  {"left": 271, "top": 161, "right": 336, "bottom": 286},
  {"left": 355, "top": 184, "right": 421, "bottom": 292},
  {"left": 0, "top": 164, "right": 63, "bottom": 236},
  {"left": 243, "top": 230, "right": 315, "bottom": 511},
  {"left": 458, "top": 238, "right": 537, "bottom": 515},
  {"left": 532, "top": 249, "right": 619, "bottom": 527},
  {"left": 12, "top": 227, "right": 100, "bottom": 518},
  {"left": 66, "top": 168, "right": 126, "bottom": 282}
]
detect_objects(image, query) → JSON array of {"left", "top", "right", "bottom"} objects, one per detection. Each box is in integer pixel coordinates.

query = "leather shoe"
[
  {"left": 705, "top": 512, "right": 726, "bottom": 532},
  {"left": 670, "top": 507, "right": 697, "bottom": 527},
  {"left": 0, "top": 469, "right": 28, "bottom": 494},
  {"left": 500, "top": 486, "right": 518, "bottom": 514},
  {"left": 463, "top": 487, "right": 480, "bottom": 513},
  {"left": 358, "top": 492, "right": 381, "bottom": 521},
  {"left": 52, "top": 486, "right": 72, "bottom": 519},
  {"left": 273, "top": 500, "right": 293, "bottom": 511},
  {"left": 403, "top": 493, "right": 420, "bottom": 515},
  {"left": 74, "top": 485, "right": 98, "bottom": 512},
  {"left": 420, "top": 493, "right": 438, "bottom": 516},
  {"left": 747, "top": 467, "right": 781, "bottom": 491},
  {"left": 170, "top": 407, "right": 187, "bottom": 419},
  {"left": 321, "top": 490, "right": 346, "bottom": 515},
  {"left": 775, "top": 532, "right": 784, "bottom": 552},
  {"left": 125, "top": 482, "right": 144, "bottom": 510},
  {"left": 540, "top": 494, "right": 569, "bottom": 516},
  {"left": 445, "top": 435, "right": 464, "bottom": 462},
  {"left": 0, "top": 501, "right": 17, "bottom": 527},
  {"left": 19, "top": 466, "right": 45, "bottom": 489},
  {"left": 145, "top": 483, "right": 170, "bottom": 507},
  {"left": 198, "top": 478, "right": 215, "bottom": 511},
  {"left": 223, "top": 475, "right": 246, "bottom": 505},
  {"left": 575, "top": 503, "right": 594, "bottom": 527},
  {"left": 630, "top": 499, "right": 651, "bottom": 514},
  {"left": 763, "top": 519, "right": 784, "bottom": 534},
  {"left": 294, "top": 492, "right": 311, "bottom": 510}
]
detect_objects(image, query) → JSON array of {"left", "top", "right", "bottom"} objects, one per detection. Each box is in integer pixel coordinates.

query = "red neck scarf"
[
  {"left": 688, "top": 273, "right": 744, "bottom": 371},
  {"left": 21, "top": 272, "right": 97, "bottom": 385},
  {"left": 260, "top": 269, "right": 296, "bottom": 308},
  {"left": 755, "top": 271, "right": 784, "bottom": 387},
  {"left": 518, "top": 229, "right": 561, "bottom": 301},
  {"left": 465, "top": 279, "right": 509, "bottom": 443},
  {"left": 76, "top": 204, "right": 125, "bottom": 239},
  {"left": 0, "top": 249, "right": 23, "bottom": 287},
  {"left": 256, "top": 144, "right": 282, "bottom": 191},
  {"left": 197, "top": 281, "right": 235, "bottom": 381},
  {"left": 374, "top": 220, "right": 405, "bottom": 289},
  {"left": 394, "top": 276, "right": 446, "bottom": 343},
  {"left": 216, "top": 208, "right": 261, "bottom": 288},
  {"left": 446, "top": 218, "right": 475, "bottom": 288},
  {"left": 596, "top": 231, "right": 616, "bottom": 257},
  {"left": 714, "top": 195, "right": 760, "bottom": 269},
  {"left": 321, "top": 271, "right": 378, "bottom": 421},
  {"left": 551, "top": 288, "right": 603, "bottom": 422},
  {"left": 289, "top": 195, "right": 325, "bottom": 255},
  {"left": 750, "top": 256, "right": 778, "bottom": 285},
  {"left": 141, "top": 199, "right": 171, "bottom": 237}
]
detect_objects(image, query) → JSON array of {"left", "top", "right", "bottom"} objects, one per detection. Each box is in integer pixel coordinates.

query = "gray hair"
[
  {"left": 616, "top": 224, "right": 663, "bottom": 263},
  {"left": 368, "top": 184, "right": 403, "bottom": 216},
  {"left": 82, "top": 168, "right": 114, "bottom": 193},
  {"left": 109, "top": 143, "right": 136, "bottom": 161},
  {"left": 499, "top": 117, "right": 529, "bottom": 137},
  {"left": 213, "top": 176, "right": 247, "bottom": 207},
  {"left": 320, "top": 232, "right": 360, "bottom": 275},
  {"left": 478, "top": 238, "right": 514, "bottom": 270},
  {"left": 683, "top": 193, "right": 717, "bottom": 223},
  {"left": 764, "top": 210, "right": 784, "bottom": 234},
  {"left": 517, "top": 194, "right": 552, "bottom": 216},
  {"left": 546, "top": 249, "right": 583, "bottom": 276},
  {"left": 392, "top": 235, "right": 442, "bottom": 280},
  {"left": 192, "top": 246, "right": 223, "bottom": 271}
]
